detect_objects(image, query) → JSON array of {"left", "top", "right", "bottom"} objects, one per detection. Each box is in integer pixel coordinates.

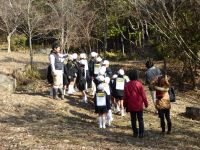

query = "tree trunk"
[
  {"left": 29, "top": 35, "right": 33, "bottom": 68},
  {"left": 61, "top": 27, "right": 65, "bottom": 53},
  {"left": 189, "top": 60, "right": 197, "bottom": 90},
  {"left": 163, "top": 57, "right": 167, "bottom": 75},
  {"left": 103, "top": 1, "right": 108, "bottom": 51},
  {"left": 179, "top": 63, "right": 185, "bottom": 90},
  {"left": 7, "top": 34, "right": 11, "bottom": 53},
  {"left": 88, "top": 38, "right": 92, "bottom": 52},
  {"left": 121, "top": 35, "right": 125, "bottom": 55}
]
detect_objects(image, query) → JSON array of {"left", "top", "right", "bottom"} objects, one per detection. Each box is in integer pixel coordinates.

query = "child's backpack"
[{"left": 47, "top": 65, "right": 53, "bottom": 84}]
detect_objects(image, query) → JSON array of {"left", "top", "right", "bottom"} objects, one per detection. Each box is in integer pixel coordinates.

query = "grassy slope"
[{"left": 0, "top": 51, "right": 200, "bottom": 150}]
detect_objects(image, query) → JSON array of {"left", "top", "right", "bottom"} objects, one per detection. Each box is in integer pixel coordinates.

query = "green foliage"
[
  {"left": 102, "top": 50, "right": 127, "bottom": 61},
  {"left": 108, "top": 26, "right": 121, "bottom": 37},
  {"left": 11, "top": 34, "right": 27, "bottom": 51},
  {"left": 25, "top": 65, "right": 41, "bottom": 80}
]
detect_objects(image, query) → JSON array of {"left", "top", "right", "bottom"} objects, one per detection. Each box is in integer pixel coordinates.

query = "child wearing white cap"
[
  {"left": 104, "top": 77, "right": 113, "bottom": 126},
  {"left": 72, "top": 53, "right": 79, "bottom": 92},
  {"left": 102, "top": 60, "right": 112, "bottom": 78},
  {"left": 113, "top": 69, "right": 128, "bottom": 116},
  {"left": 80, "top": 53, "right": 90, "bottom": 91},
  {"left": 94, "top": 56, "right": 102, "bottom": 76},
  {"left": 94, "top": 83, "right": 109, "bottom": 129},
  {"left": 64, "top": 55, "right": 77, "bottom": 95},
  {"left": 77, "top": 59, "right": 88, "bottom": 103}
]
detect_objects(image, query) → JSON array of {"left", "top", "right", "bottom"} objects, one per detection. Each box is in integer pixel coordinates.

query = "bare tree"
[
  {"left": 0, "top": 0, "right": 22, "bottom": 53},
  {"left": 45, "top": 0, "right": 82, "bottom": 53},
  {"left": 127, "top": 0, "right": 200, "bottom": 88},
  {"left": 20, "top": 0, "right": 46, "bottom": 67}
]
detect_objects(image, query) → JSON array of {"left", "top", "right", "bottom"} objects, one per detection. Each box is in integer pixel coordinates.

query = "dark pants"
[
  {"left": 130, "top": 111, "right": 144, "bottom": 136},
  {"left": 86, "top": 70, "right": 91, "bottom": 88},
  {"left": 158, "top": 109, "right": 172, "bottom": 132}
]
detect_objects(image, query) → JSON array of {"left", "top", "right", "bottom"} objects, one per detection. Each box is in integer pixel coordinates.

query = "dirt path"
[{"left": 0, "top": 51, "right": 200, "bottom": 150}]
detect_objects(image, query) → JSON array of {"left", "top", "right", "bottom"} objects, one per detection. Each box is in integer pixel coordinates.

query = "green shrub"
[
  {"left": 14, "top": 65, "right": 41, "bottom": 86},
  {"left": 102, "top": 50, "right": 127, "bottom": 61},
  {"left": 11, "top": 34, "right": 27, "bottom": 51},
  {"left": 24, "top": 65, "right": 41, "bottom": 80}
]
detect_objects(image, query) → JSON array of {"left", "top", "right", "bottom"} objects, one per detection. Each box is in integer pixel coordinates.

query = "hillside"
[{"left": 0, "top": 51, "right": 200, "bottom": 150}]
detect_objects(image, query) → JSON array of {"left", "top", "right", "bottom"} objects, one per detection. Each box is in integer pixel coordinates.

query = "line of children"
[{"left": 48, "top": 48, "right": 173, "bottom": 137}]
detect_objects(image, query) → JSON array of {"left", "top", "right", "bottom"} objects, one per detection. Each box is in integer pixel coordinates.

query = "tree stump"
[{"left": 185, "top": 107, "right": 200, "bottom": 120}]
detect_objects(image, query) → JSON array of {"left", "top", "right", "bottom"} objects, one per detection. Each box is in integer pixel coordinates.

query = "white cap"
[
  {"left": 96, "top": 56, "right": 102, "bottom": 62},
  {"left": 103, "top": 60, "right": 109, "bottom": 65},
  {"left": 97, "top": 75, "right": 105, "bottom": 82},
  {"left": 112, "top": 74, "right": 118, "bottom": 79},
  {"left": 99, "top": 66, "right": 106, "bottom": 75},
  {"left": 97, "top": 84, "right": 104, "bottom": 91},
  {"left": 68, "top": 54, "right": 73, "bottom": 61},
  {"left": 80, "top": 53, "right": 86, "bottom": 59},
  {"left": 72, "top": 53, "right": 78, "bottom": 59},
  {"left": 79, "top": 59, "right": 85, "bottom": 65},
  {"left": 105, "top": 77, "right": 110, "bottom": 84},
  {"left": 118, "top": 69, "right": 125, "bottom": 75},
  {"left": 91, "top": 52, "right": 97, "bottom": 57}
]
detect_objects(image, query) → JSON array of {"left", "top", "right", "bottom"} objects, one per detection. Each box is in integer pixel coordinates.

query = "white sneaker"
[
  {"left": 74, "top": 87, "right": 79, "bottom": 92},
  {"left": 116, "top": 105, "right": 120, "bottom": 112},
  {"left": 68, "top": 85, "right": 74, "bottom": 94},
  {"left": 121, "top": 109, "right": 125, "bottom": 117},
  {"left": 102, "top": 117, "right": 106, "bottom": 129},
  {"left": 82, "top": 96, "right": 88, "bottom": 103},
  {"left": 72, "top": 88, "right": 76, "bottom": 93},
  {"left": 107, "top": 119, "right": 111, "bottom": 126},
  {"left": 110, "top": 117, "right": 114, "bottom": 121},
  {"left": 67, "top": 91, "right": 73, "bottom": 94},
  {"left": 99, "top": 117, "right": 102, "bottom": 128},
  {"left": 49, "top": 88, "right": 53, "bottom": 96}
]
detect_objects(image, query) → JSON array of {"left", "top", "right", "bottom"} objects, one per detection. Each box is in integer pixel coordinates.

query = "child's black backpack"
[{"left": 47, "top": 65, "right": 53, "bottom": 84}]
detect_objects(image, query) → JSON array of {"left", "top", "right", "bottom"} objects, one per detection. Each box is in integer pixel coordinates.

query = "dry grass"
[{"left": 0, "top": 51, "right": 200, "bottom": 150}]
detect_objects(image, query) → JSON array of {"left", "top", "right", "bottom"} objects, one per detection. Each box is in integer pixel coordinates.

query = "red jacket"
[{"left": 124, "top": 80, "right": 148, "bottom": 112}]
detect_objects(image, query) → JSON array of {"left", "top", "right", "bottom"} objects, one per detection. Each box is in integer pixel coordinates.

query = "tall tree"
[
  {"left": 45, "top": 0, "right": 81, "bottom": 53},
  {"left": 127, "top": 0, "right": 200, "bottom": 88},
  {"left": 0, "top": 0, "right": 22, "bottom": 53},
  {"left": 21, "top": 0, "right": 46, "bottom": 67}
]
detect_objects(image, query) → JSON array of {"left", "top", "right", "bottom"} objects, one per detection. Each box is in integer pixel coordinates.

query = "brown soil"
[{"left": 0, "top": 51, "right": 200, "bottom": 150}]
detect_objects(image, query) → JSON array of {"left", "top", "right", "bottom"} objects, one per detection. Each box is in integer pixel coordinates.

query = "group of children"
[
  {"left": 49, "top": 50, "right": 130, "bottom": 129},
  {"left": 48, "top": 45, "right": 172, "bottom": 135}
]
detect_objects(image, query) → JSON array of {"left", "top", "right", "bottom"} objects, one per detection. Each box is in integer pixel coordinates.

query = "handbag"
[{"left": 168, "top": 86, "right": 176, "bottom": 102}]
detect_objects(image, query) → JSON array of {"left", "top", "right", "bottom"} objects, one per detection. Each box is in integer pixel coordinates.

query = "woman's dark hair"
[
  {"left": 52, "top": 42, "right": 60, "bottom": 50},
  {"left": 145, "top": 60, "right": 154, "bottom": 69},
  {"left": 128, "top": 69, "right": 139, "bottom": 80}
]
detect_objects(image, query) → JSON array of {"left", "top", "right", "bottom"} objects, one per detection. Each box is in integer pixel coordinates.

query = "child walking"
[
  {"left": 113, "top": 69, "right": 127, "bottom": 116},
  {"left": 77, "top": 59, "right": 87, "bottom": 103},
  {"left": 104, "top": 77, "right": 113, "bottom": 126},
  {"left": 94, "top": 83, "right": 109, "bottom": 129}
]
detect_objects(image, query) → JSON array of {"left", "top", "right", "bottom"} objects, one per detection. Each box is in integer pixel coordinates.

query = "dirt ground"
[{"left": 0, "top": 51, "right": 200, "bottom": 150}]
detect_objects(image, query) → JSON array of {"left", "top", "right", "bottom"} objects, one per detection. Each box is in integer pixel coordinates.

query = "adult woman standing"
[
  {"left": 124, "top": 70, "right": 148, "bottom": 138},
  {"left": 154, "top": 75, "right": 172, "bottom": 134}
]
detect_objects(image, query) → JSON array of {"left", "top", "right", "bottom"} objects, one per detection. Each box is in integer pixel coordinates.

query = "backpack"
[
  {"left": 47, "top": 65, "right": 53, "bottom": 84},
  {"left": 168, "top": 86, "right": 176, "bottom": 102}
]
